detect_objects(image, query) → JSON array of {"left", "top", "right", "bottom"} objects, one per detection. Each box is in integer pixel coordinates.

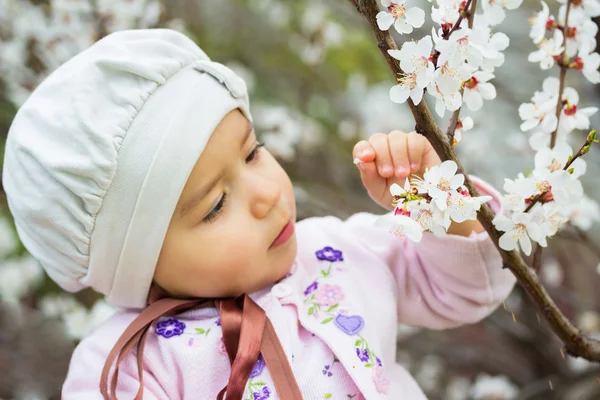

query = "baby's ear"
[{"left": 0, "top": 302, "right": 75, "bottom": 399}]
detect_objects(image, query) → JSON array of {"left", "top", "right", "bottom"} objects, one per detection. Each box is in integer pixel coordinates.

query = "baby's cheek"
[{"left": 217, "top": 235, "right": 264, "bottom": 289}]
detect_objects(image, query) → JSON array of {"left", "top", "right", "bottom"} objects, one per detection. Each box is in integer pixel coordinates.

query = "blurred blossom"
[
  {"left": 540, "top": 257, "right": 563, "bottom": 287},
  {"left": 40, "top": 294, "right": 117, "bottom": 339},
  {"left": 0, "top": 256, "right": 44, "bottom": 303},
  {"left": 0, "top": 0, "right": 164, "bottom": 107},
  {"left": 225, "top": 62, "right": 257, "bottom": 94},
  {"left": 342, "top": 75, "right": 414, "bottom": 137},
  {"left": 338, "top": 119, "right": 358, "bottom": 141},
  {"left": 253, "top": 103, "right": 323, "bottom": 161},
  {"left": 396, "top": 324, "right": 421, "bottom": 340},
  {"left": 415, "top": 354, "right": 444, "bottom": 393},
  {"left": 470, "top": 374, "right": 519, "bottom": 400},
  {"left": 578, "top": 311, "right": 600, "bottom": 332},
  {"left": 446, "top": 376, "right": 471, "bottom": 400}
]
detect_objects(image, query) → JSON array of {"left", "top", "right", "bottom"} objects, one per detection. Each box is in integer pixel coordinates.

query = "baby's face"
[{"left": 153, "top": 109, "right": 297, "bottom": 299}]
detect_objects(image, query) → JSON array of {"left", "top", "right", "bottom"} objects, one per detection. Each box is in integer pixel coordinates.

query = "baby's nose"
[{"left": 250, "top": 180, "right": 282, "bottom": 219}]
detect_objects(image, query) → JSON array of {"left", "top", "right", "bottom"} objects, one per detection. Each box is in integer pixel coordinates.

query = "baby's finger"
[
  {"left": 406, "top": 131, "right": 426, "bottom": 174},
  {"left": 352, "top": 140, "right": 376, "bottom": 163},
  {"left": 368, "top": 133, "right": 394, "bottom": 178},
  {"left": 388, "top": 130, "right": 410, "bottom": 179}
]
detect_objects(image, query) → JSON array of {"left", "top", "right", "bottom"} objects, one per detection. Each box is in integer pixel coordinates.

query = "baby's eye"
[
  {"left": 203, "top": 193, "right": 228, "bottom": 223},
  {"left": 246, "top": 142, "right": 264, "bottom": 163}
]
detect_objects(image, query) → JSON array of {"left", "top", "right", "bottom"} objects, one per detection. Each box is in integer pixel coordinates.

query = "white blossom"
[
  {"left": 375, "top": 213, "right": 424, "bottom": 242},
  {"left": 388, "top": 36, "right": 435, "bottom": 105},
  {"left": 451, "top": 116, "right": 474, "bottom": 145},
  {"left": 529, "top": 1, "right": 552, "bottom": 45},
  {"left": 481, "top": 0, "right": 524, "bottom": 26},
  {"left": 557, "top": 0, "right": 600, "bottom": 18},
  {"left": 493, "top": 212, "right": 544, "bottom": 255},
  {"left": 534, "top": 141, "right": 587, "bottom": 179},
  {"left": 518, "top": 77, "right": 559, "bottom": 132},
  {"left": 463, "top": 71, "right": 497, "bottom": 111},
  {"left": 558, "top": 7, "right": 598, "bottom": 57},
  {"left": 557, "top": 87, "right": 598, "bottom": 133},
  {"left": 376, "top": 0, "right": 425, "bottom": 35},
  {"left": 422, "top": 160, "right": 465, "bottom": 210},
  {"left": 501, "top": 175, "right": 537, "bottom": 213},
  {"left": 568, "top": 195, "right": 600, "bottom": 230},
  {"left": 575, "top": 43, "right": 600, "bottom": 83},
  {"left": 528, "top": 29, "right": 565, "bottom": 70}
]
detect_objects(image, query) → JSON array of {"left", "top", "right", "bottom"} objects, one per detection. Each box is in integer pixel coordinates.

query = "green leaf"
[
  {"left": 254, "top": 381, "right": 266, "bottom": 386},
  {"left": 321, "top": 317, "right": 333, "bottom": 324},
  {"left": 205, "top": 328, "right": 211, "bottom": 335},
  {"left": 309, "top": 306, "right": 315, "bottom": 315},
  {"left": 354, "top": 339, "right": 362, "bottom": 346},
  {"left": 326, "top": 304, "right": 338, "bottom": 312},
  {"left": 325, "top": 394, "right": 332, "bottom": 399},
  {"left": 195, "top": 328, "right": 205, "bottom": 334},
  {"left": 321, "top": 270, "right": 328, "bottom": 277},
  {"left": 365, "top": 363, "right": 373, "bottom": 368}
]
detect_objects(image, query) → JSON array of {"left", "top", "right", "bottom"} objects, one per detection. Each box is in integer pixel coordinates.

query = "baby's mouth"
[{"left": 269, "top": 220, "right": 294, "bottom": 249}]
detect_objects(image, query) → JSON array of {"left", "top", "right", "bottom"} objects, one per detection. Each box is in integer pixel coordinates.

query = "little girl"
[{"left": 2, "top": 29, "right": 515, "bottom": 399}]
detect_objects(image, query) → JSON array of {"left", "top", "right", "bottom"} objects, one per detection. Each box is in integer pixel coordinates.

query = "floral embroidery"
[
  {"left": 245, "top": 379, "right": 270, "bottom": 400},
  {"left": 308, "top": 245, "right": 389, "bottom": 393},
  {"left": 250, "top": 355, "right": 265, "bottom": 378},
  {"left": 321, "top": 356, "right": 339, "bottom": 377},
  {"left": 353, "top": 335, "right": 382, "bottom": 369},
  {"left": 187, "top": 327, "right": 212, "bottom": 347},
  {"left": 155, "top": 318, "right": 185, "bottom": 338},
  {"left": 314, "top": 284, "right": 345, "bottom": 306},
  {"left": 316, "top": 246, "right": 344, "bottom": 262},
  {"left": 251, "top": 385, "right": 271, "bottom": 400},
  {"left": 216, "top": 318, "right": 221, "bottom": 326},
  {"left": 304, "top": 281, "right": 318, "bottom": 295},
  {"left": 372, "top": 365, "right": 390, "bottom": 394},
  {"left": 244, "top": 355, "right": 270, "bottom": 400}
]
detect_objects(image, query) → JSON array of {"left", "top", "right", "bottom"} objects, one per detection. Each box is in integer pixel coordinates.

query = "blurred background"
[{"left": 1, "top": 0, "right": 600, "bottom": 399}]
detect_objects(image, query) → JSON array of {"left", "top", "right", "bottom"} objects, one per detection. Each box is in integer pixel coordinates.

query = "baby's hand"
[{"left": 352, "top": 130, "right": 442, "bottom": 211}]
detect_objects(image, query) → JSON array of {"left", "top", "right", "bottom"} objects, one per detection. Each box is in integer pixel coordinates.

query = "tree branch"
[{"left": 350, "top": 0, "right": 600, "bottom": 361}]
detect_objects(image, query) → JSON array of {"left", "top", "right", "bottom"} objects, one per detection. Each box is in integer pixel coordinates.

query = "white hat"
[{"left": 3, "top": 29, "right": 252, "bottom": 309}]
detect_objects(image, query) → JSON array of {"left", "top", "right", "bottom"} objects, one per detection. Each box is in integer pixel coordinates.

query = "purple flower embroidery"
[
  {"left": 304, "top": 281, "right": 318, "bottom": 295},
  {"left": 356, "top": 348, "right": 369, "bottom": 363},
  {"left": 314, "top": 284, "right": 345, "bottom": 306},
  {"left": 155, "top": 318, "right": 185, "bottom": 338},
  {"left": 253, "top": 386, "right": 271, "bottom": 400},
  {"left": 376, "top": 357, "right": 382, "bottom": 367},
  {"left": 322, "top": 364, "right": 333, "bottom": 377},
  {"left": 215, "top": 318, "right": 221, "bottom": 326},
  {"left": 249, "top": 355, "right": 265, "bottom": 378},
  {"left": 315, "top": 246, "right": 344, "bottom": 262}
]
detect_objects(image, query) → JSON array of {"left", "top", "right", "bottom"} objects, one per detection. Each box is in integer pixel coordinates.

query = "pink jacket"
[{"left": 62, "top": 177, "right": 516, "bottom": 399}]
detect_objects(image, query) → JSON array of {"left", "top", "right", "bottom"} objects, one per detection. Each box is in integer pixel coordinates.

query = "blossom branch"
[
  {"left": 524, "top": 130, "right": 597, "bottom": 213},
  {"left": 447, "top": 0, "right": 478, "bottom": 144},
  {"left": 350, "top": 0, "right": 600, "bottom": 362},
  {"left": 550, "top": 0, "right": 572, "bottom": 149}
]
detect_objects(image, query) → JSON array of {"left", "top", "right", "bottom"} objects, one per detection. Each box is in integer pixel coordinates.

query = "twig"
[
  {"left": 443, "top": 0, "right": 473, "bottom": 40},
  {"left": 550, "top": 0, "right": 572, "bottom": 149},
  {"left": 524, "top": 130, "right": 596, "bottom": 213},
  {"left": 351, "top": 0, "right": 600, "bottom": 362}
]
